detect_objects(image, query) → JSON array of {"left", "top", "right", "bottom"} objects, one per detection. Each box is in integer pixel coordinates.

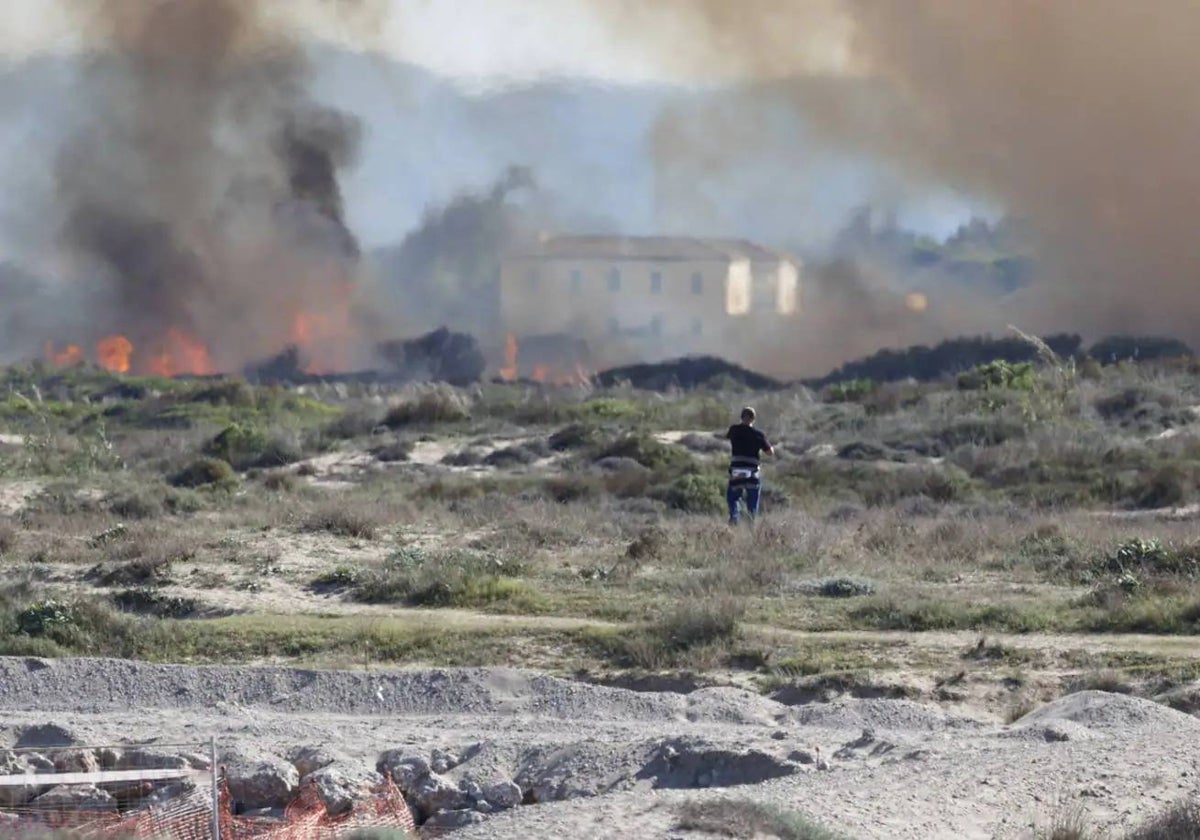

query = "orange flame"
[
  {"left": 96, "top": 335, "right": 134, "bottom": 374},
  {"left": 146, "top": 328, "right": 215, "bottom": 378},
  {"left": 45, "top": 341, "right": 85, "bottom": 367},
  {"left": 499, "top": 333, "right": 518, "bottom": 381},
  {"left": 289, "top": 298, "right": 352, "bottom": 375}
]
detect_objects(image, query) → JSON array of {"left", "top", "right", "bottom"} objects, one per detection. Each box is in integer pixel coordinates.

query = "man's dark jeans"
[{"left": 727, "top": 482, "right": 761, "bottom": 525}]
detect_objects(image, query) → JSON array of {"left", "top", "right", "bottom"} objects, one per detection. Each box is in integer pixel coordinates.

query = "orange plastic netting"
[{"left": 8, "top": 774, "right": 417, "bottom": 839}]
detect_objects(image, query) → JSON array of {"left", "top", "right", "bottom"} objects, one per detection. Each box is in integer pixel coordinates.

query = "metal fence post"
[{"left": 210, "top": 736, "right": 221, "bottom": 840}]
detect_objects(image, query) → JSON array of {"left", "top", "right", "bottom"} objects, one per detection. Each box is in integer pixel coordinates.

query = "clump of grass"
[
  {"left": 310, "top": 565, "right": 362, "bottom": 590},
  {"left": 653, "top": 472, "right": 725, "bottom": 514},
  {"left": 548, "top": 423, "right": 605, "bottom": 452},
  {"left": 483, "top": 441, "right": 545, "bottom": 468},
  {"left": 261, "top": 470, "right": 301, "bottom": 493},
  {"left": 850, "top": 597, "right": 1056, "bottom": 633},
  {"left": 103, "top": 486, "right": 168, "bottom": 520},
  {"left": 1125, "top": 799, "right": 1200, "bottom": 840},
  {"left": 323, "top": 406, "right": 385, "bottom": 440},
  {"left": 370, "top": 439, "right": 414, "bottom": 463},
  {"left": 203, "top": 423, "right": 304, "bottom": 470},
  {"left": 351, "top": 548, "right": 534, "bottom": 609},
  {"left": 383, "top": 386, "right": 471, "bottom": 427},
  {"left": 170, "top": 456, "right": 237, "bottom": 490},
  {"left": 95, "top": 554, "right": 175, "bottom": 587},
  {"left": 593, "top": 433, "right": 692, "bottom": 471},
  {"left": 675, "top": 798, "right": 851, "bottom": 840},
  {"left": 1036, "top": 802, "right": 1096, "bottom": 840},
  {"left": 0, "top": 521, "right": 17, "bottom": 555},
  {"left": 618, "top": 598, "right": 745, "bottom": 669},
  {"left": 301, "top": 504, "right": 383, "bottom": 540},
  {"left": 799, "top": 577, "right": 876, "bottom": 599},
  {"left": 112, "top": 588, "right": 200, "bottom": 618}
]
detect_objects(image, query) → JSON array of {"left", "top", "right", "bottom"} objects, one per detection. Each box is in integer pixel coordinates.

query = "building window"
[
  {"left": 650, "top": 315, "right": 662, "bottom": 336},
  {"left": 570, "top": 269, "right": 583, "bottom": 294},
  {"left": 691, "top": 317, "right": 703, "bottom": 336},
  {"left": 650, "top": 271, "right": 662, "bottom": 294},
  {"left": 607, "top": 268, "right": 621, "bottom": 292},
  {"left": 607, "top": 317, "right": 619, "bottom": 335},
  {"left": 691, "top": 272, "right": 703, "bottom": 295}
]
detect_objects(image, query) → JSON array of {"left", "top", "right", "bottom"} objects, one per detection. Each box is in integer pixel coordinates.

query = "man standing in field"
[{"left": 725, "top": 407, "right": 773, "bottom": 525}]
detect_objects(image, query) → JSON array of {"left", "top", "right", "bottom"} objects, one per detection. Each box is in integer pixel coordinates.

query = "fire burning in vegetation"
[{"left": 498, "top": 332, "right": 591, "bottom": 385}]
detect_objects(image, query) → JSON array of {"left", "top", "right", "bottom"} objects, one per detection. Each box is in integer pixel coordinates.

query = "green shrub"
[
  {"left": 104, "top": 487, "right": 167, "bottom": 519},
  {"left": 383, "top": 386, "right": 472, "bottom": 427},
  {"left": 825, "top": 378, "right": 876, "bottom": 403},
  {"left": 548, "top": 423, "right": 605, "bottom": 451},
  {"left": 204, "top": 423, "right": 302, "bottom": 470},
  {"left": 352, "top": 548, "right": 534, "bottom": 609},
  {"left": 958, "top": 360, "right": 1035, "bottom": 391},
  {"left": 595, "top": 434, "right": 691, "bottom": 471},
  {"left": 112, "top": 588, "right": 200, "bottom": 618},
  {"left": 170, "top": 457, "right": 237, "bottom": 489},
  {"left": 654, "top": 473, "right": 725, "bottom": 514},
  {"left": 301, "top": 505, "right": 382, "bottom": 540}
]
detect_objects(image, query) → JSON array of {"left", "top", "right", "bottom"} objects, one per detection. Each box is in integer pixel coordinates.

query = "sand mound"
[{"left": 1016, "top": 690, "right": 1200, "bottom": 734}]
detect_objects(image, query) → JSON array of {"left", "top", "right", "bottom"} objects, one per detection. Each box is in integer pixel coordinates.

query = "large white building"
[{"left": 499, "top": 235, "right": 800, "bottom": 369}]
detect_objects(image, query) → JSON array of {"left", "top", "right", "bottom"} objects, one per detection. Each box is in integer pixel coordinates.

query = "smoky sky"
[
  {"left": 590, "top": 0, "right": 1200, "bottom": 347},
  {"left": 49, "top": 0, "right": 371, "bottom": 372}
]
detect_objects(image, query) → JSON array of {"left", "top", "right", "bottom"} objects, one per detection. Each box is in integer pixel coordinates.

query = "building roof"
[{"left": 511, "top": 235, "right": 793, "bottom": 264}]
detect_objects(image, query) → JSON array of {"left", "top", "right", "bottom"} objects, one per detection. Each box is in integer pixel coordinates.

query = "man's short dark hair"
[{"left": 740, "top": 407, "right": 756, "bottom": 422}]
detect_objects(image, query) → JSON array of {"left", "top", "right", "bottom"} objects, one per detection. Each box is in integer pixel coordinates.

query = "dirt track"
[{"left": 2, "top": 657, "right": 1198, "bottom": 839}]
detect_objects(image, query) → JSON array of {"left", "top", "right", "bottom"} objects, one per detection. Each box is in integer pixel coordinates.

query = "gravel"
[{"left": 2, "top": 658, "right": 1199, "bottom": 839}]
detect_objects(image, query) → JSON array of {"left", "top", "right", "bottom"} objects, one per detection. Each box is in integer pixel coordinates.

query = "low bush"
[
  {"left": 653, "top": 473, "right": 725, "bottom": 515},
  {"left": 383, "top": 386, "right": 471, "bottom": 427},
  {"left": 618, "top": 598, "right": 745, "bottom": 669},
  {"left": 957, "top": 360, "right": 1035, "bottom": 391},
  {"left": 594, "top": 433, "right": 692, "bottom": 471},
  {"left": 204, "top": 423, "right": 303, "bottom": 470},
  {"left": 112, "top": 588, "right": 200, "bottom": 618},
  {"left": 675, "top": 798, "right": 851, "bottom": 840},
  {"left": 301, "top": 504, "right": 383, "bottom": 540},
  {"left": 351, "top": 548, "right": 534, "bottom": 610},
  {"left": 170, "top": 457, "right": 237, "bottom": 490}
]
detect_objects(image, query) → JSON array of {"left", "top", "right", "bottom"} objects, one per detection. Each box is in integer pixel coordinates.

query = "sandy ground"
[{"left": 1, "top": 657, "right": 1197, "bottom": 839}]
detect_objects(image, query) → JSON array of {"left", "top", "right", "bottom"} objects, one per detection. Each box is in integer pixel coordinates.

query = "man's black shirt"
[{"left": 726, "top": 424, "right": 771, "bottom": 462}]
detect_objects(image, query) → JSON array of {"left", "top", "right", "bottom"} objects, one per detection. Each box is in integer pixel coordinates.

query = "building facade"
[{"left": 499, "top": 235, "right": 800, "bottom": 368}]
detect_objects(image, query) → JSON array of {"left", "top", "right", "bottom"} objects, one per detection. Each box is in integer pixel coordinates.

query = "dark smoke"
[
  {"left": 373, "top": 165, "right": 537, "bottom": 341},
  {"left": 52, "top": 0, "right": 370, "bottom": 371},
  {"left": 592, "top": 0, "right": 1200, "bottom": 355},
  {"left": 274, "top": 106, "right": 362, "bottom": 259}
]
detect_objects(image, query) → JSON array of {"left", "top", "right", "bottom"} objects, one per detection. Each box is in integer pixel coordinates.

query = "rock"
[
  {"left": 430, "top": 748, "right": 460, "bottom": 774},
  {"left": 96, "top": 748, "right": 123, "bottom": 770},
  {"left": 302, "top": 764, "right": 382, "bottom": 816},
  {"left": 33, "top": 784, "right": 117, "bottom": 812},
  {"left": 482, "top": 779, "right": 522, "bottom": 811},
  {"left": 377, "top": 752, "right": 431, "bottom": 790},
  {"left": 117, "top": 749, "right": 191, "bottom": 771},
  {"left": 53, "top": 749, "right": 100, "bottom": 774},
  {"left": 141, "top": 781, "right": 198, "bottom": 808},
  {"left": 0, "top": 750, "right": 50, "bottom": 807},
  {"left": 787, "top": 749, "right": 815, "bottom": 765},
  {"left": 289, "top": 745, "right": 339, "bottom": 778},
  {"left": 424, "top": 808, "right": 486, "bottom": 829},
  {"left": 222, "top": 749, "right": 299, "bottom": 810},
  {"left": 408, "top": 772, "right": 468, "bottom": 818},
  {"left": 14, "top": 724, "right": 77, "bottom": 749}
]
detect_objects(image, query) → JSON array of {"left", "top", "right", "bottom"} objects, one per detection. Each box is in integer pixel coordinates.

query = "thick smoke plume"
[
  {"left": 52, "top": 0, "right": 372, "bottom": 373},
  {"left": 596, "top": 0, "right": 1200, "bottom": 352}
]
